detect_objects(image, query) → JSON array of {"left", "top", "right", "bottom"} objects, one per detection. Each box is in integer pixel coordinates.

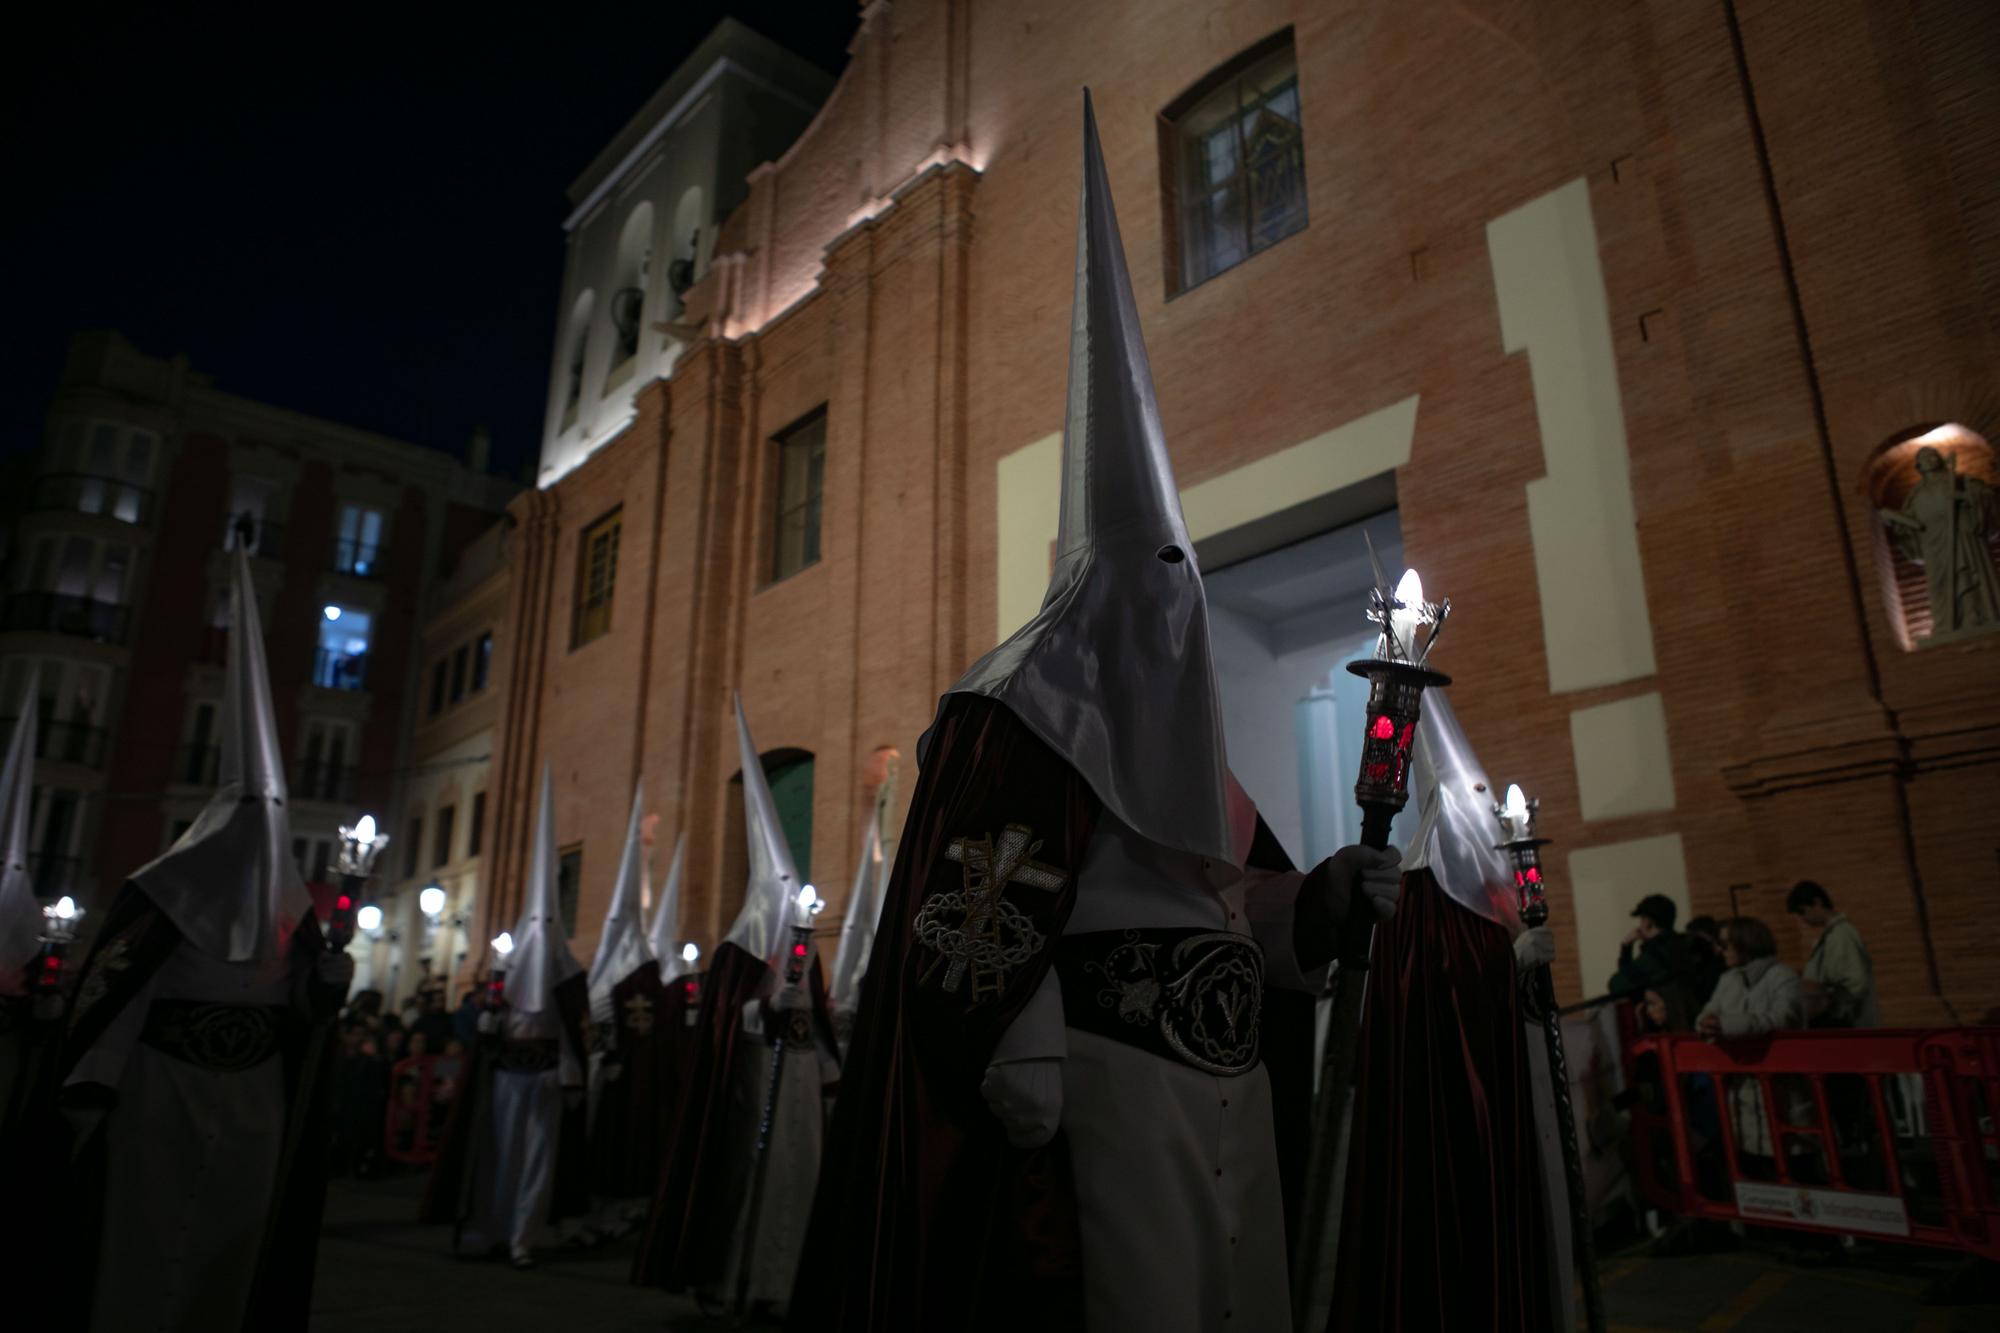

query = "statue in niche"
[{"left": 1879, "top": 445, "right": 2000, "bottom": 642}]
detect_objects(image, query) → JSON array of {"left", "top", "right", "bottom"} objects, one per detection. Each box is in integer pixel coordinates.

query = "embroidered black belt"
[
  {"left": 494, "top": 1037, "right": 560, "bottom": 1073},
  {"left": 1054, "top": 928, "right": 1264, "bottom": 1077},
  {"left": 140, "top": 999, "right": 288, "bottom": 1071}
]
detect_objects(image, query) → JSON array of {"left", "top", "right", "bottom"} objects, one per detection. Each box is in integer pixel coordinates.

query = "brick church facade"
[{"left": 481, "top": 1, "right": 2000, "bottom": 1023}]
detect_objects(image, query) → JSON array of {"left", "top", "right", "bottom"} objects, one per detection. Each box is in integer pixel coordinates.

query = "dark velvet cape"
[
  {"left": 788, "top": 693, "right": 1100, "bottom": 1332},
  {"left": 418, "top": 968, "right": 592, "bottom": 1233},
  {"left": 34, "top": 883, "right": 341, "bottom": 1333},
  {"left": 1329, "top": 869, "right": 1553, "bottom": 1331},
  {"left": 587, "top": 958, "right": 673, "bottom": 1197},
  {"left": 631, "top": 935, "right": 838, "bottom": 1290}
]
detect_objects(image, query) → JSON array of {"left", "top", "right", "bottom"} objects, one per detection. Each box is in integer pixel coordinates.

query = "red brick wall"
[{"left": 495, "top": 0, "right": 2000, "bottom": 1020}]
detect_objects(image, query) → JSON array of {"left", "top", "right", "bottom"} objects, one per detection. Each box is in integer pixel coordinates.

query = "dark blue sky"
[{"left": 0, "top": 4, "right": 856, "bottom": 481}]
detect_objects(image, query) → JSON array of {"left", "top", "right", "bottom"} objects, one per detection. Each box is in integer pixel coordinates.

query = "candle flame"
[
  {"left": 1502, "top": 784, "right": 1530, "bottom": 822},
  {"left": 493, "top": 931, "right": 515, "bottom": 956},
  {"left": 354, "top": 814, "right": 377, "bottom": 843},
  {"left": 53, "top": 896, "right": 76, "bottom": 920},
  {"left": 681, "top": 942, "right": 700, "bottom": 965}
]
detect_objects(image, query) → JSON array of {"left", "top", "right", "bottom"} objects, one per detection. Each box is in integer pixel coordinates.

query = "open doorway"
[{"left": 1204, "top": 507, "right": 1403, "bottom": 869}]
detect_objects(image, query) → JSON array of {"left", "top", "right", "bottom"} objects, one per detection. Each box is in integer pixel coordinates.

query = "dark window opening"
[{"left": 770, "top": 410, "right": 827, "bottom": 582}]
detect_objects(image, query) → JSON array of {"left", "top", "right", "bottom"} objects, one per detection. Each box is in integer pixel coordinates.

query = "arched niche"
[{"left": 1862, "top": 422, "right": 2000, "bottom": 648}]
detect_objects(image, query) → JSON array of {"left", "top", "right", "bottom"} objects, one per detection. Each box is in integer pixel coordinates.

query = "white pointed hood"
[
  {"left": 722, "top": 694, "right": 802, "bottom": 969},
  {"left": 650, "top": 832, "right": 693, "bottom": 981},
  {"left": 129, "top": 547, "right": 310, "bottom": 962},
  {"left": 0, "top": 668, "right": 43, "bottom": 970},
  {"left": 922, "top": 90, "right": 1234, "bottom": 873},
  {"left": 1403, "top": 691, "right": 1521, "bottom": 933},
  {"left": 509, "top": 765, "right": 583, "bottom": 1014},
  {"left": 828, "top": 814, "right": 887, "bottom": 1015},
  {"left": 587, "top": 782, "right": 654, "bottom": 1023}
]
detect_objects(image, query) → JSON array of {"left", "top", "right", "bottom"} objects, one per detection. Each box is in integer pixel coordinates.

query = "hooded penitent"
[
  {"left": 1331, "top": 686, "right": 1563, "bottom": 1332},
  {"left": 511, "top": 765, "right": 584, "bottom": 1014},
  {"left": 724, "top": 693, "right": 804, "bottom": 969},
  {"left": 924, "top": 91, "right": 1233, "bottom": 877},
  {"left": 633, "top": 694, "right": 838, "bottom": 1292},
  {"left": 0, "top": 667, "right": 43, "bottom": 971},
  {"left": 649, "top": 833, "right": 689, "bottom": 980},
  {"left": 826, "top": 814, "right": 884, "bottom": 1020},
  {"left": 128, "top": 547, "right": 310, "bottom": 962},
  {"left": 588, "top": 784, "right": 654, "bottom": 1024}
]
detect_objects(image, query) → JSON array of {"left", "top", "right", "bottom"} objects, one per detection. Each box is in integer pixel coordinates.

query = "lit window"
[
  {"left": 315, "top": 605, "right": 371, "bottom": 691},
  {"left": 573, "top": 509, "right": 622, "bottom": 647},
  {"left": 1164, "top": 30, "right": 1307, "bottom": 293},
  {"left": 771, "top": 410, "right": 827, "bottom": 582}
]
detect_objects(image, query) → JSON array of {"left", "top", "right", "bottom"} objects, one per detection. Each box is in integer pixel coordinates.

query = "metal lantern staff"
[
  {"left": 734, "top": 884, "right": 823, "bottom": 1318},
  {"left": 31, "top": 895, "right": 84, "bottom": 1011},
  {"left": 1293, "top": 559, "right": 1451, "bottom": 1330},
  {"left": 489, "top": 932, "right": 516, "bottom": 1006},
  {"left": 1495, "top": 784, "right": 1605, "bottom": 1333},
  {"left": 678, "top": 942, "right": 703, "bottom": 1027}
]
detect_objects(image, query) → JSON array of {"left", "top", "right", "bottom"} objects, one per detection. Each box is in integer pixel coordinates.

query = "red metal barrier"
[
  {"left": 382, "top": 1054, "right": 461, "bottom": 1166},
  {"left": 1625, "top": 1027, "right": 2000, "bottom": 1260}
]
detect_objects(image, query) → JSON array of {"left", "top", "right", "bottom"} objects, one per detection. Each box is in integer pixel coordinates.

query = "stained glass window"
[{"left": 1169, "top": 35, "right": 1308, "bottom": 291}]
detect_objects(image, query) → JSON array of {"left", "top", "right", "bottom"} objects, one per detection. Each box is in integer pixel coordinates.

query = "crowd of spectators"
[{"left": 329, "top": 979, "right": 477, "bottom": 1177}]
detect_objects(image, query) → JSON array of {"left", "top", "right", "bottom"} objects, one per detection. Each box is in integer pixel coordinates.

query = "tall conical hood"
[
  {"left": 0, "top": 668, "right": 43, "bottom": 970},
  {"left": 722, "top": 694, "right": 802, "bottom": 967},
  {"left": 509, "top": 765, "right": 583, "bottom": 1013},
  {"left": 649, "top": 832, "right": 692, "bottom": 980},
  {"left": 587, "top": 782, "right": 654, "bottom": 1023},
  {"left": 923, "top": 90, "right": 1233, "bottom": 871},
  {"left": 1404, "top": 691, "right": 1520, "bottom": 932},
  {"left": 828, "top": 814, "right": 887, "bottom": 1015},
  {"left": 129, "top": 547, "right": 309, "bottom": 961}
]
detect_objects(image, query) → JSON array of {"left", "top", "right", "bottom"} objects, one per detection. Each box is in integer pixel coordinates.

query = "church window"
[
  {"left": 1162, "top": 30, "right": 1308, "bottom": 294},
  {"left": 770, "top": 409, "right": 827, "bottom": 582},
  {"left": 573, "top": 508, "right": 621, "bottom": 648}
]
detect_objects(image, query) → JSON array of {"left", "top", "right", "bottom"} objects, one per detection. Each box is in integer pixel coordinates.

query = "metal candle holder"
[
  {"left": 33, "top": 896, "right": 84, "bottom": 997},
  {"left": 1491, "top": 783, "right": 1605, "bottom": 1333},
  {"left": 331, "top": 815, "right": 390, "bottom": 952}
]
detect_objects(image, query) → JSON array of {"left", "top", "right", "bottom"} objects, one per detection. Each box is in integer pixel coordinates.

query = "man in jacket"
[{"left": 1786, "top": 881, "right": 1879, "bottom": 1028}]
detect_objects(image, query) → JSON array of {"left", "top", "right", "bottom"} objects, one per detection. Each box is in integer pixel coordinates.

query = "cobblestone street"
[{"left": 310, "top": 1175, "right": 1999, "bottom": 1332}]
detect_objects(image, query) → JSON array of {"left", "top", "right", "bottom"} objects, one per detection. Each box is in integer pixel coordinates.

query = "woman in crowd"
[{"left": 1696, "top": 918, "right": 1808, "bottom": 1180}]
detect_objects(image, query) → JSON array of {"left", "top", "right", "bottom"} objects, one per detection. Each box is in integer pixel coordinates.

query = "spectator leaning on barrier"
[
  {"left": 1697, "top": 917, "right": 1807, "bottom": 1167},
  {"left": 1786, "top": 881, "right": 1879, "bottom": 1029},
  {"left": 1608, "top": 893, "right": 1698, "bottom": 999}
]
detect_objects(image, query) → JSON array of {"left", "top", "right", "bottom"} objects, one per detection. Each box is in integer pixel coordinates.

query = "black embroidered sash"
[
  {"left": 1054, "top": 928, "right": 1264, "bottom": 1076},
  {"left": 140, "top": 999, "right": 288, "bottom": 1072}
]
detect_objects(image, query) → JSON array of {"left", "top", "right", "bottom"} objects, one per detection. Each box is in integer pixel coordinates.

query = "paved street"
[{"left": 311, "top": 1174, "right": 1999, "bottom": 1332}]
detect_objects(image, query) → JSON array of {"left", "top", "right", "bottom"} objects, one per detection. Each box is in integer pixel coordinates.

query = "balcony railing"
[
  {"left": 30, "top": 853, "right": 81, "bottom": 899},
  {"left": 33, "top": 473, "right": 153, "bottom": 526},
  {"left": 2, "top": 592, "right": 130, "bottom": 644},
  {"left": 312, "top": 648, "right": 368, "bottom": 692},
  {"left": 0, "top": 716, "right": 106, "bottom": 769},
  {"left": 225, "top": 517, "right": 287, "bottom": 560},
  {"left": 294, "top": 759, "right": 357, "bottom": 803},
  {"left": 330, "top": 539, "right": 386, "bottom": 580},
  {"left": 174, "top": 743, "right": 220, "bottom": 787}
]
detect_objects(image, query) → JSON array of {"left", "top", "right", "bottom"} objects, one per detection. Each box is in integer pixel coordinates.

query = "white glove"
[
  {"left": 980, "top": 1057, "right": 1063, "bottom": 1148},
  {"left": 1514, "top": 926, "right": 1556, "bottom": 974}
]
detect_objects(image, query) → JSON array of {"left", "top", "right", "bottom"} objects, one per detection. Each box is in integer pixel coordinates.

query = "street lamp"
[
  {"left": 356, "top": 903, "right": 384, "bottom": 934},
  {"left": 419, "top": 884, "right": 446, "bottom": 920}
]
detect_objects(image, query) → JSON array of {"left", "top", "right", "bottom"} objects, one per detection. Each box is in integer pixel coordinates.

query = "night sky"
[{"left": 0, "top": 4, "right": 858, "bottom": 482}]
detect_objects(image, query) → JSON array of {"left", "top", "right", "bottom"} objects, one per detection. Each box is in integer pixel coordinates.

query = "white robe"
[
  {"left": 1000, "top": 801, "right": 1316, "bottom": 1333},
  {"left": 68, "top": 940, "right": 294, "bottom": 1333},
  {"left": 460, "top": 1008, "right": 570, "bottom": 1255},
  {"left": 711, "top": 992, "right": 836, "bottom": 1309}
]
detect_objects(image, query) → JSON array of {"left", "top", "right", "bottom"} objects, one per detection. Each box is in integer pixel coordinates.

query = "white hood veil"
[
  {"left": 722, "top": 694, "right": 803, "bottom": 970},
  {"left": 128, "top": 548, "right": 310, "bottom": 962},
  {"left": 587, "top": 783, "right": 654, "bottom": 1023},
  {"left": 922, "top": 91, "right": 1234, "bottom": 874},
  {"left": 508, "top": 764, "right": 583, "bottom": 1014}
]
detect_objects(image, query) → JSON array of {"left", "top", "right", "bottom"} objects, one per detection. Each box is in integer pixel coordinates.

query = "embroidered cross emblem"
[
  {"left": 623, "top": 992, "right": 655, "bottom": 1037},
  {"left": 914, "top": 823, "right": 1065, "bottom": 1003}
]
